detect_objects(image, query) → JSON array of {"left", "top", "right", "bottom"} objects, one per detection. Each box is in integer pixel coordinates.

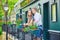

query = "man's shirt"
[{"left": 34, "top": 12, "right": 42, "bottom": 26}]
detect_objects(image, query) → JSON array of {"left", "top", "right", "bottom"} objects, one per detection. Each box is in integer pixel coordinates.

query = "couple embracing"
[{"left": 23, "top": 8, "right": 43, "bottom": 40}]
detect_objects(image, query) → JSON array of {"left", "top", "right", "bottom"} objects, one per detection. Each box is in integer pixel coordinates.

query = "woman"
[{"left": 23, "top": 10, "right": 33, "bottom": 28}]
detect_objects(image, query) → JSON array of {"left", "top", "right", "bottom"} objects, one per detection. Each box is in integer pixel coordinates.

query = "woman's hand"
[{"left": 23, "top": 23, "right": 28, "bottom": 27}]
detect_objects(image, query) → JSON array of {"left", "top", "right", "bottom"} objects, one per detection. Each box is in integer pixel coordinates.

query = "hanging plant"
[
  {"left": 0, "top": 26, "right": 2, "bottom": 35},
  {"left": 7, "top": 21, "right": 11, "bottom": 25},
  {"left": 23, "top": 27, "right": 30, "bottom": 32},
  {"left": 29, "top": 25, "right": 38, "bottom": 31},
  {"left": 16, "top": 18, "right": 22, "bottom": 26}
]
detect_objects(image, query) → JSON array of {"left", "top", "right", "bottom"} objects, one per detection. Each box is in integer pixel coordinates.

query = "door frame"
[{"left": 43, "top": 2, "right": 50, "bottom": 40}]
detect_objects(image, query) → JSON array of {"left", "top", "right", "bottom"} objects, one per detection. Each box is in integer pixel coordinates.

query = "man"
[{"left": 32, "top": 8, "right": 43, "bottom": 40}]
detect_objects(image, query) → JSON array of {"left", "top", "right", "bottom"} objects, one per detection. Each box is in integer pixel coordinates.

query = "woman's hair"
[
  {"left": 27, "top": 10, "right": 32, "bottom": 14},
  {"left": 27, "top": 10, "right": 32, "bottom": 16},
  {"left": 27, "top": 10, "right": 33, "bottom": 18}
]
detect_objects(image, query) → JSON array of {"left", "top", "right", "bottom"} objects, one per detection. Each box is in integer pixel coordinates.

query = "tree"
[{"left": 0, "top": 0, "right": 18, "bottom": 25}]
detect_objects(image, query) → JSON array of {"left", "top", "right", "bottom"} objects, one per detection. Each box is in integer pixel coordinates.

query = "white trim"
[
  {"left": 48, "top": 30, "right": 60, "bottom": 33},
  {"left": 14, "top": 1, "right": 20, "bottom": 7}
]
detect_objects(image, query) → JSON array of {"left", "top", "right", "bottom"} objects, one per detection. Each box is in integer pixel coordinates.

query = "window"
[{"left": 51, "top": 3, "right": 57, "bottom": 22}]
